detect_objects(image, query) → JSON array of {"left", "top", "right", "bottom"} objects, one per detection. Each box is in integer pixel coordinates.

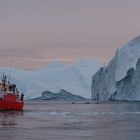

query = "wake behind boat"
[{"left": 0, "top": 75, "right": 24, "bottom": 110}]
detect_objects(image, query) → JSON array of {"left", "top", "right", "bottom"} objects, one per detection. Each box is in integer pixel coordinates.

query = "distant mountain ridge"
[{"left": 34, "top": 89, "right": 87, "bottom": 101}]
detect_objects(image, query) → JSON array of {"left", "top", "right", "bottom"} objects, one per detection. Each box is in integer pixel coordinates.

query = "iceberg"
[
  {"left": 0, "top": 58, "right": 101, "bottom": 99},
  {"left": 92, "top": 36, "right": 140, "bottom": 101}
]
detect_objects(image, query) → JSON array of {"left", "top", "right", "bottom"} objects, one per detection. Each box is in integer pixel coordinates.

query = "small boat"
[{"left": 0, "top": 75, "right": 24, "bottom": 110}]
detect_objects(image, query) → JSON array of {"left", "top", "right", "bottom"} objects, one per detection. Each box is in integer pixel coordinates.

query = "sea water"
[{"left": 0, "top": 101, "right": 140, "bottom": 140}]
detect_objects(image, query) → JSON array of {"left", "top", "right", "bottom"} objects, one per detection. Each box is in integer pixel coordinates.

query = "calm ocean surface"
[{"left": 0, "top": 101, "right": 140, "bottom": 140}]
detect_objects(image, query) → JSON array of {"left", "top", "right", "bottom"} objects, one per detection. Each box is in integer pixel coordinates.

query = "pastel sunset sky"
[{"left": 0, "top": 0, "right": 140, "bottom": 69}]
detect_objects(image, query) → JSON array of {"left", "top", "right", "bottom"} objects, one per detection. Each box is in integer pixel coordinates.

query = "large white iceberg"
[
  {"left": 0, "top": 58, "right": 101, "bottom": 99},
  {"left": 92, "top": 36, "right": 140, "bottom": 101}
]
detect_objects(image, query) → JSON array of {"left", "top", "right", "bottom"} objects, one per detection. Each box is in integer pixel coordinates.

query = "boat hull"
[{"left": 0, "top": 100, "right": 24, "bottom": 110}]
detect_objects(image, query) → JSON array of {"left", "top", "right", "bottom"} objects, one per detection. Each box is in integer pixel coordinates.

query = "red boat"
[{"left": 0, "top": 75, "right": 24, "bottom": 110}]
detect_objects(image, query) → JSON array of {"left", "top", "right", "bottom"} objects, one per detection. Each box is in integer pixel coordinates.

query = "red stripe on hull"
[{"left": 0, "top": 100, "right": 24, "bottom": 110}]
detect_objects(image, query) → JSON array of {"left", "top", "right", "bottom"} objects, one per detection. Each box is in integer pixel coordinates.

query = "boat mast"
[
  {"left": 8, "top": 69, "right": 11, "bottom": 83},
  {"left": 2, "top": 74, "right": 7, "bottom": 94}
]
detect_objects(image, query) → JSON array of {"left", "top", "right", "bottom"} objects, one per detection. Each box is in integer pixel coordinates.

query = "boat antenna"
[
  {"left": 8, "top": 69, "right": 11, "bottom": 83},
  {"left": 0, "top": 69, "right": 2, "bottom": 80},
  {"left": 2, "top": 69, "right": 5, "bottom": 79}
]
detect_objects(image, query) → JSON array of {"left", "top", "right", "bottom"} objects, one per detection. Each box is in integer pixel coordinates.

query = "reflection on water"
[
  {"left": 0, "top": 111, "right": 23, "bottom": 140},
  {"left": 0, "top": 111, "right": 23, "bottom": 126},
  {"left": 0, "top": 101, "right": 140, "bottom": 140}
]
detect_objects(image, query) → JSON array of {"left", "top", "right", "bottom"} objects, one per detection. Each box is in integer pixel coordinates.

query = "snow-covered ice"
[
  {"left": 0, "top": 59, "right": 101, "bottom": 99},
  {"left": 92, "top": 35, "right": 140, "bottom": 101}
]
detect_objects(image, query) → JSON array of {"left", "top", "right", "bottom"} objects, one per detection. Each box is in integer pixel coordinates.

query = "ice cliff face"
[
  {"left": 92, "top": 58, "right": 116, "bottom": 100},
  {"left": 115, "top": 36, "right": 140, "bottom": 81},
  {"left": 110, "top": 59, "right": 140, "bottom": 101},
  {"left": 92, "top": 36, "right": 140, "bottom": 101}
]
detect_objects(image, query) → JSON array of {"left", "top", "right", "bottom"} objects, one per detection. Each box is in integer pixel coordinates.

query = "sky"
[{"left": 0, "top": 0, "right": 140, "bottom": 70}]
